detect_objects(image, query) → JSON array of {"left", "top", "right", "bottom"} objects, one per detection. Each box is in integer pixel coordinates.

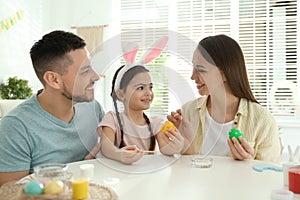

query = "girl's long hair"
[{"left": 111, "top": 65, "right": 156, "bottom": 150}]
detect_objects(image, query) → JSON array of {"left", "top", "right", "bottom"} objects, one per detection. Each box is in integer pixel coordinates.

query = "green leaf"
[{"left": 0, "top": 76, "right": 33, "bottom": 99}]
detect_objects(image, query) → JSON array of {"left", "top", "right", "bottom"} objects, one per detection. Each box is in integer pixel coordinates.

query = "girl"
[{"left": 98, "top": 38, "right": 184, "bottom": 164}]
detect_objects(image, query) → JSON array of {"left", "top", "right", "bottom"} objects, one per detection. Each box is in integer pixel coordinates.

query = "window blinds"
[
  {"left": 116, "top": 0, "right": 299, "bottom": 122},
  {"left": 239, "top": 0, "right": 298, "bottom": 118}
]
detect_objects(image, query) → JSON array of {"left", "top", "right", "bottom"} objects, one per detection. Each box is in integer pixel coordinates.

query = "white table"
[{"left": 67, "top": 155, "right": 300, "bottom": 200}]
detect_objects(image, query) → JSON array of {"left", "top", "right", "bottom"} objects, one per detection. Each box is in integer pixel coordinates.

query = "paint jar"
[
  {"left": 191, "top": 157, "right": 213, "bottom": 168},
  {"left": 289, "top": 166, "right": 300, "bottom": 194}
]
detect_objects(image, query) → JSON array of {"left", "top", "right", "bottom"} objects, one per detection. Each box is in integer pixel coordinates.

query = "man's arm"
[
  {"left": 0, "top": 116, "right": 32, "bottom": 186},
  {"left": 0, "top": 170, "right": 29, "bottom": 186}
]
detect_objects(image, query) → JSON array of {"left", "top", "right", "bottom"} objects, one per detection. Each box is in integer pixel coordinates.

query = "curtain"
[{"left": 75, "top": 25, "right": 107, "bottom": 54}]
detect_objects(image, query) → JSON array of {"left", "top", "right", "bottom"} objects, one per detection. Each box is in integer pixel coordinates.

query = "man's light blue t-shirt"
[{"left": 0, "top": 94, "right": 105, "bottom": 173}]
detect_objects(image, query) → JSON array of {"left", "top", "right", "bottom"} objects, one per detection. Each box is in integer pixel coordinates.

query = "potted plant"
[
  {"left": 0, "top": 76, "right": 33, "bottom": 118},
  {"left": 0, "top": 76, "right": 32, "bottom": 99}
]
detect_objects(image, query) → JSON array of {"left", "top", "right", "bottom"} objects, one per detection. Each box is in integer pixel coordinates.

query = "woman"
[{"left": 168, "top": 34, "right": 282, "bottom": 162}]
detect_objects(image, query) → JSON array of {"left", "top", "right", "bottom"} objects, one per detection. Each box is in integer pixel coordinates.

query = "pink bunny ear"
[
  {"left": 122, "top": 42, "right": 139, "bottom": 64},
  {"left": 140, "top": 36, "right": 168, "bottom": 64}
]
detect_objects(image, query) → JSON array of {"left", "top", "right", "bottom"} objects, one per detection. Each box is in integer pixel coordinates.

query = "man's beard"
[{"left": 61, "top": 83, "right": 93, "bottom": 103}]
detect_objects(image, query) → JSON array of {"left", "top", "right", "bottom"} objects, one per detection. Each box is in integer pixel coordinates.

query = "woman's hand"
[
  {"left": 167, "top": 110, "right": 196, "bottom": 154},
  {"left": 158, "top": 128, "right": 184, "bottom": 155},
  {"left": 227, "top": 137, "right": 254, "bottom": 160},
  {"left": 118, "top": 145, "right": 144, "bottom": 164},
  {"left": 167, "top": 109, "right": 183, "bottom": 129}
]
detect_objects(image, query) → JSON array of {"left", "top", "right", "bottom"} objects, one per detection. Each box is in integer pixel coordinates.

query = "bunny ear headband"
[{"left": 114, "top": 36, "right": 168, "bottom": 91}]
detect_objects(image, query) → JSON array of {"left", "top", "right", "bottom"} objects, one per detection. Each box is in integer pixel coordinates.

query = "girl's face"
[
  {"left": 122, "top": 71, "right": 154, "bottom": 111},
  {"left": 191, "top": 49, "right": 226, "bottom": 96}
]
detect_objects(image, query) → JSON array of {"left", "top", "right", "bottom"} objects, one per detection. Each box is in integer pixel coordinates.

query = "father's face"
[{"left": 61, "top": 48, "right": 99, "bottom": 102}]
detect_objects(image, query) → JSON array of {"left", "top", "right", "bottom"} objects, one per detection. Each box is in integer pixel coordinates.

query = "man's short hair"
[{"left": 30, "top": 30, "right": 86, "bottom": 85}]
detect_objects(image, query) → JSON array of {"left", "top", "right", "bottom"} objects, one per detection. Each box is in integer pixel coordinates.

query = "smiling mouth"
[
  {"left": 142, "top": 99, "right": 152, "bottom": 103},
  {"left": 197, "top": 84, "right": 205, "bottom": 89},
  {"left": 86, "top": 85, "right": 94, "bottom": 91}
]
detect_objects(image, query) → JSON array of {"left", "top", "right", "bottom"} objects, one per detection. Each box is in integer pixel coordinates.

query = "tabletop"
[{"left": 67, "top": 154, "right": 300, "bottom": 200}]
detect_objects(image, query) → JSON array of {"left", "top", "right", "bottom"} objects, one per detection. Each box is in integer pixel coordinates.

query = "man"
[{"left": 0, "top": 30, "right": 105, "bottom": 185}]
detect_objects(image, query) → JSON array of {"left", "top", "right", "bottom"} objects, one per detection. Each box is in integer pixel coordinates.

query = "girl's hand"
[
  {"left": 118, "top": 145, "right": 144, "bottom": 164},
  {"left": 84, "top": 141, "right": 101, "bottom": 160},
  {"left": 160, "top": 128, "right": 184, "bottom": 155},
  {"left": 227, "top": 137, "right": 254, "bottom": 160},
  {"left": 167, "top": 109, "right": 183, "bottom": 129}
]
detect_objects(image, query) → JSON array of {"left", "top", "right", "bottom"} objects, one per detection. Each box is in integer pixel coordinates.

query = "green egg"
[
  {"left": 229, "top": 128, "right": 244, "bottom": 143},
  {"left": 24, "top": 181, "right": 44, "bottom": 195}
]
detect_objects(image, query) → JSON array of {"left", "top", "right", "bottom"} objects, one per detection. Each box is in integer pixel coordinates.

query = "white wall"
[
  {"left": 0, "top": 0, "right": 113, "bottom": 92},
  {"left": 0, "top": 0, "right": 45, "bottom": 91}
]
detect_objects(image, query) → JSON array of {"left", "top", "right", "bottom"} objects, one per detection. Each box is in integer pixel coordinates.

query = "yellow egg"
[
  {"left": 160, "top": 121, "right": 175, "bottom": 134},
  {"left": 44, "top": 180, "right": 64, "bottom": 194}
]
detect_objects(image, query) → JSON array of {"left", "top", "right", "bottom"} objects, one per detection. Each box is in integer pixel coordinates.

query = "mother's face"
[{"left": 191, "top": 48, "right": 226, "bottom": 97}]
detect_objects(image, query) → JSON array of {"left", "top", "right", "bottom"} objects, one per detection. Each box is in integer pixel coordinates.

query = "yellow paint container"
[{"left": 72, "top": 178, "right": 88, "bottom": 199}]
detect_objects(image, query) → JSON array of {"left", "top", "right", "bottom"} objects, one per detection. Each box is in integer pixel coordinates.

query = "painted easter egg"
[
  {"left": 24, "top": 181, "right": 44, "bottom": 195},
  {"left": 160, "top": 121, "right": 175, "bottom": 134},
  {"left": 43, "top": 180, "right": 64, "bottom": 194},
  {"left": 229, "top": 128, "right": 245, "bottom": 143}
]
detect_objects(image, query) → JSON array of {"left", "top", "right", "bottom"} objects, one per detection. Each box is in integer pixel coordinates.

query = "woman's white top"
[{"left": 201, "top": 109, "right": 233, "bottom": 156}]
